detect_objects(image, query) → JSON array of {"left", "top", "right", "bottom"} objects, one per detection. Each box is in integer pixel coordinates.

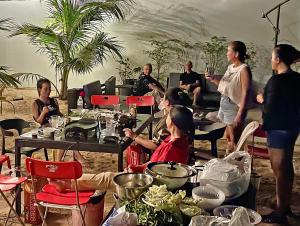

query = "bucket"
[{"left": 72, "top": 192, "right": 105, "bottom": 226}]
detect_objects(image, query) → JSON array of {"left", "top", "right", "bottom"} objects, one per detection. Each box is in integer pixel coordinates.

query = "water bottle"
[{"left": 77, "top": 96, "right": 83, "bottom": 110}]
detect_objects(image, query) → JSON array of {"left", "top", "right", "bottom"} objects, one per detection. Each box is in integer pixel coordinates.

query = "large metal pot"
[
  {"left": 145, "top": 162, "right": 197, "bottom": 190},
  {"left": 113, "top": 173, "right": 153, "bottom": 200}
]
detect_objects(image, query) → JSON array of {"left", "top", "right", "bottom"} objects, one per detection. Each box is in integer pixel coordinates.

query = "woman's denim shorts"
[
  {"left": 218, "top": 95, "right": 238, "bottom": 125},
  {"left": 267, "top": 129, "right": 299, "bottom": 150}
]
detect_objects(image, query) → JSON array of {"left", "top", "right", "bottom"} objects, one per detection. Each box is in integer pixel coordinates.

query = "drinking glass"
[
  {"left": 129, "top": 103, "right": 137, "bottom": 118},
  {"left": 105, "top": 117, "right": 116, "bottom": 136}
]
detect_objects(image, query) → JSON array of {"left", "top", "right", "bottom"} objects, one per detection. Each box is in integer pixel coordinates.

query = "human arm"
[
  {"left": 32, "top": 102, "right": 49, "bottom": 125},
  {"left": 204, "top": 72, "right": 222, "bottom": 86},
  {"left": 233, "top": 67, "right": 251, "bottom": 127},
  {"left": 148, "top": 83, "right": 165, "bottom": 97},
  {"left": 123, "top": 128, "right": 158, "bottom": 151}
]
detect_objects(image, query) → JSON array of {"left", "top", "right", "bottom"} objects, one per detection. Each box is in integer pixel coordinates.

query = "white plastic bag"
[
  {"left": 200, "top": 159, "right": 240, "bottom": 182},
  {"left": 199, "top": 151, "right": 252, "bottom": 197},
  {"left": 189, "top": 216, "right": 229, "bottom": 226},
  {"left": 229, "top": 207, "right": 252, "bottom": 226},
  {"left": 108, "top": 206, "right": 138, "bottom": 226}
]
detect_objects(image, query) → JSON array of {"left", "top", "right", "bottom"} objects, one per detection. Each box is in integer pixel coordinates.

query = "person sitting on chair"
[
  {"left": 134, "top": 63, "right": 165, "bottom": 109},
  {"left": 180, "top": 61, "right": 203, "bottom": 107},
  {"left": 32, "top": 78, "right": 88, "bottom": 164},
  {"left": 124, "top": 87, "right": 192, "bottom": 166}
]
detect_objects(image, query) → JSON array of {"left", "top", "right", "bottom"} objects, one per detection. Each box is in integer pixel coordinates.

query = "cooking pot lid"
[{"left": 149, "top": 162, "right": 189, "bottom": 177}]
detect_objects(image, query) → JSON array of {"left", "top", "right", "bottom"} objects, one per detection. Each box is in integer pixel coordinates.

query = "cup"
[
  {"left": 29, "top": 122, "right": 38, "bottom": 138},
  {"left": 129, "top": 103, "right": 137, "bottom": 118},
  {"left": 106, "top": 118, "right": 116, "bottom": 136},
  {"left": 50, "top": 115, "right": 64, "bottom": 128}
]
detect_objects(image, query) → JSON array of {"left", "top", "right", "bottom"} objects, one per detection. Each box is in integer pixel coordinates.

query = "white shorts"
[{"left": 218, "top": 96, "right": 238, "bottom": 125}]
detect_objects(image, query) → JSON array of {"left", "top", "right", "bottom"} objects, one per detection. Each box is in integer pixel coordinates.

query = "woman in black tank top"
[
  {"left": 32, "top": 79, "right": 88, "bottom": 164},
  {"left": 32, "top": 79, "right": 62, "bottom": 125}
]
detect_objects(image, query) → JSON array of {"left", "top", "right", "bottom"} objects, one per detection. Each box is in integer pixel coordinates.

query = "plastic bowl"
[{"left": 192, "top": 184, "right": 225, "bottom": 210}]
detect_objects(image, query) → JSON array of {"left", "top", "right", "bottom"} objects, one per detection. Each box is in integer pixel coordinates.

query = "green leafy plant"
[
  {"left": 116, "top": 57, "right": 141, "bottom": 84},
  {"left": 166, "top": 39, "right": 194, "bottom": 72},
  {"left": 144, "top": 39, "right": 171, "bottom": 84},
  {"left": 10, "top": 0, "right": 131, "bottom": 99},
  {"left": 195, "top": 36, "right": 228, "bottom": 74}
]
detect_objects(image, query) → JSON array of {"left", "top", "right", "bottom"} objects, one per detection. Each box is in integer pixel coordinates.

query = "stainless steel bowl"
[{"left": 113, "top": 173, "right": 153, "bottom": 200}]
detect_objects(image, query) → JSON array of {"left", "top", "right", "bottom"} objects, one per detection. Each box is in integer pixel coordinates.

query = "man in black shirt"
[
  {"left": 134, "top": 63, "right": 164, "bottom": 96},
  {"left": 179, "top": 61, "right": 202, "bottom": 106},
  {"left": 133, "top": 63, "right": 164, "bottom": 111}
]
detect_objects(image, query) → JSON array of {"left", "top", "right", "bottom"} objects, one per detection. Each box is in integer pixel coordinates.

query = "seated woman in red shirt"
[
  {"left": 127, "top": 105, "right": 194, "bottom": 173},
  {"left": 50, "top": 105, "right": 194, "bottom": 192}
]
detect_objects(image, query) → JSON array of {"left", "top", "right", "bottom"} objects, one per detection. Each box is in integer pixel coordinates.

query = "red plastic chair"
[
  {"left": 126, "top": 95, "right": 155, "bottom": 108},
  {"left": 247, "top": 124, "right": 269, "bottom": 159},
  {"left": 26, "top": 158, "right": 95, "bottom": 226},
  {"left": 0, "top": 155, "right": 11, "bottom": 173},
  {"left": 91, "top": 95, "right": 120, "bottom": 107},
  {"left": 0, "top": 155, "right": 27, "bottom": 226}
]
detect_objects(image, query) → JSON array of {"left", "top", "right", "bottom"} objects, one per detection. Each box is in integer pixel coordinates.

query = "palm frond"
[
  {"left": 12, "top": 72, "right": 60, "bottom": 94},
  {"left": 69, "top": 32, "right": 123, "bottom": 74},
  {"left": 0, "top": 71, "right": 20, "bottom": 88},
  {"left": 0, "top": 18, "right": 14, "bottom": 31}
]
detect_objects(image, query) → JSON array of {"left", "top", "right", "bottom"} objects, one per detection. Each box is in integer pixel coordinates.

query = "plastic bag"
[
  {"left": 200, "top": 159, "right": 240, "bottom": 182},
  {"left": 189, "top": 216, "right": 229, "bottom": 226},
  {"left": 199, "top": 151, "right": 252, "bottom": 197},
  {"left": 108, "top": 206, "right": 138, "bottom": 226},
  {"left": 229, "top": 207, "right": 252, "bottom": 226}
]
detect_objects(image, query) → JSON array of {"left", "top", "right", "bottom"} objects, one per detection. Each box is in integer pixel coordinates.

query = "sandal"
[{"left": 262, "top": 211, "right": 288, "bottom": 224}]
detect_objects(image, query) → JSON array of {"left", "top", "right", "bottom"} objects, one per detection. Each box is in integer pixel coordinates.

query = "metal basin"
[{"left": 113, "top": 173, "right": 153, "bottom": 200}]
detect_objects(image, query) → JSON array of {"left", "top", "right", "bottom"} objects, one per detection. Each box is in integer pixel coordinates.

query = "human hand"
[
  {"left": 205, "top": 72, "right": 214, "bottom": 81},
  {"left": 124, "top": 165, "right": 134, "bottom": 173},
  {"left": 148, "top": 83, "right": 157, "bottom": 90},
  {"left": 123, "top": 128, "right": 136, "bottom": 140},
  {"left": 42, "top": 106, "right": 49, "bottom": 115},
  {"left": 233, "top": 114, "right": 242, "bottom": 128},
  {"left": 256, "top": 93, "right": 264, "bottom": 104}
]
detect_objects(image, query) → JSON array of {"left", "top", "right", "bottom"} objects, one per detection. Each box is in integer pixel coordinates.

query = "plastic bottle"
[{"left": 77, "top": 96, "right": 83, "bottom": 110}]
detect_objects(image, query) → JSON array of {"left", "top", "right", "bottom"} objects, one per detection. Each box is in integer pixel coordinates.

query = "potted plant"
[{"left": 116, "top": 57, "right": 141, "bottom": 96}]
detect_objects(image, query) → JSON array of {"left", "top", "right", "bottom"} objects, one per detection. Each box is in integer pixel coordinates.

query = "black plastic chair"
[{"left": 0, "top": 118, "right": 48, "bottom": 160}]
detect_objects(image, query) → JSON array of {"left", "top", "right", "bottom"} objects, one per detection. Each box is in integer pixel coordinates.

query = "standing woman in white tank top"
[{"left": 205, "top": 41, "right": 252, "bottom": 153}]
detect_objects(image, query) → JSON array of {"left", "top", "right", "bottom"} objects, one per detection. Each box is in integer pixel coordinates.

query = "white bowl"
[{"left": 192, "top": 184, "right": 225, "bottom": 210}]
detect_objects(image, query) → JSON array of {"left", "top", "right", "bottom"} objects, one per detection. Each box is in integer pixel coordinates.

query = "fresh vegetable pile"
[{"left": 122, "top": 185, "right": 206, "bottom": 226}]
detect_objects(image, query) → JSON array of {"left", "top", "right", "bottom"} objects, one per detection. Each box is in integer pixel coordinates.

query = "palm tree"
[{"left": 10, "top": 0, "right": 131, "bottom": 99}]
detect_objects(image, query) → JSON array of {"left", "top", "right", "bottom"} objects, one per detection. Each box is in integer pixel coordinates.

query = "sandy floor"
[{"left": 0, "top": 87, "right": 299, "bottom": 226}]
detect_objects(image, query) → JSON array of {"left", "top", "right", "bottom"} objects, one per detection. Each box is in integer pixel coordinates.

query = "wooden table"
[{"left": 14, "top": 114, "right": 153, "bottom": 214}]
